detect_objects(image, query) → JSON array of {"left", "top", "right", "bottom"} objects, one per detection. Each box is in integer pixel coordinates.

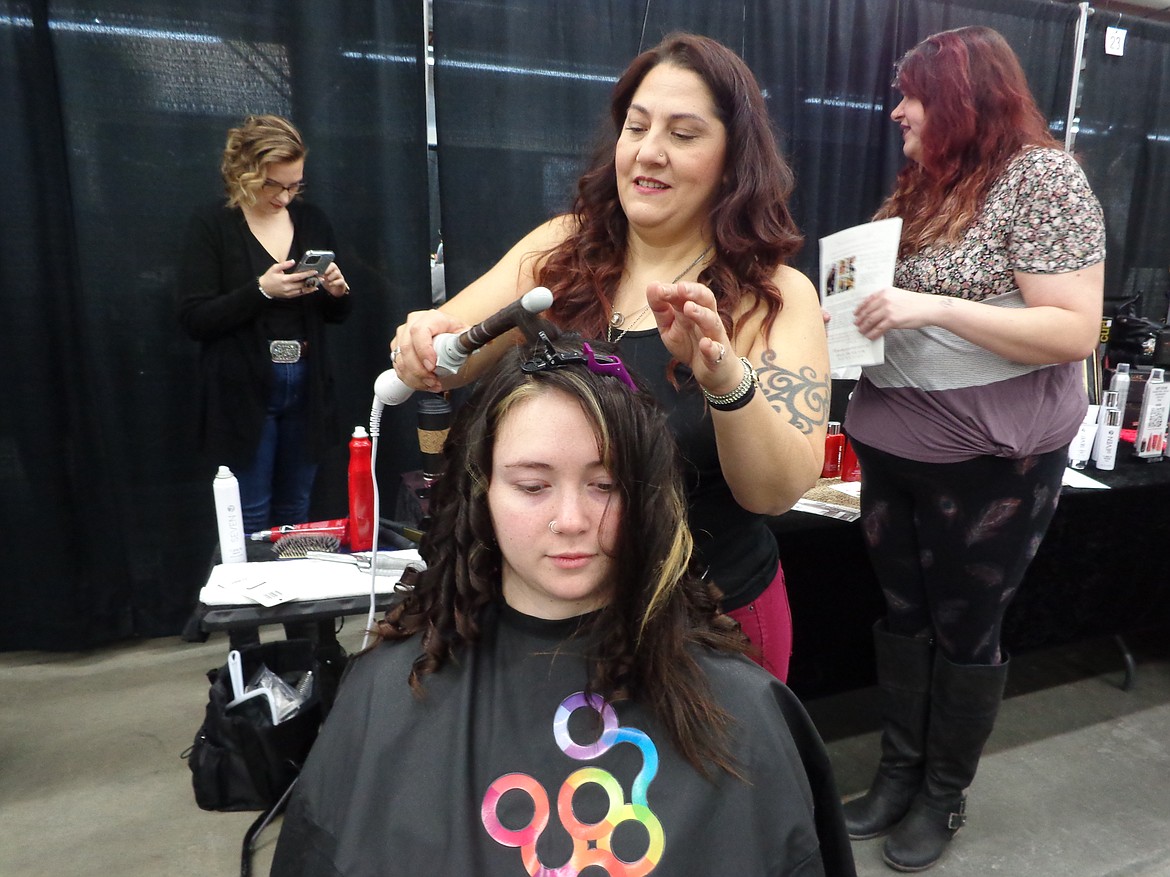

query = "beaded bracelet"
[
  {"left": 702, "top": 356, "right": 758, "bottom": 411},
  {"left": 257, "top": 278, "right": 274, "bottom": 300}
]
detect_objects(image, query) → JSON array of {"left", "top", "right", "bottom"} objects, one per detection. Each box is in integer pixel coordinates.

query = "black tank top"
[
  {"left": 617, "top": 329, "right": 778, "bottom": 609},
  {"left": 242, "top": 210, "right": 309, "bottom": 342}
]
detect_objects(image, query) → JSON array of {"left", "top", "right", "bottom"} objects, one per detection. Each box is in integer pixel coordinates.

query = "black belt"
[{"left": 269, "top": 340, "right": 308, "bottom": 363}]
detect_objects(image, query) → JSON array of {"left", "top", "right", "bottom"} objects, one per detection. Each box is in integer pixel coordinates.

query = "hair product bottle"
[
  {"left": 841, "top": 437, "right": 862, "bottom": 482},
  {"left": 1134, "top": 367, "right": 1169, "bottom": 460},
  {"left": 1094, "top": 408, "right": 1122, "bottom": 471},
  {"left": 1068, "top": 405, "right": 1101, "bottom": 469},
  {"left": 213, "top": 466, "right": 248, "bottom": 563},
  {"left": 1091, "top": 390, "right": 1120, "bottom": 467},
  {"left": 821, "top": 422, "right": 844, "bottom": 478},
  {"left": 347, "top": 426, "right": 375, "bottom": 552}
]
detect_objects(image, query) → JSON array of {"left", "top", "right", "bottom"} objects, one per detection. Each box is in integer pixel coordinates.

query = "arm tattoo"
[{"left": 758, "top": 349, "right": 830, "bottom": 435}]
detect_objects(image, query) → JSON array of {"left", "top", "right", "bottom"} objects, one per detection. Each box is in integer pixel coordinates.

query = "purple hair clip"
[
  {"left": 520, "top": 333, "right": 637, "bottom": 392},
  {"left": 581, "top": 342, "right": 637, "bottom": 392}
]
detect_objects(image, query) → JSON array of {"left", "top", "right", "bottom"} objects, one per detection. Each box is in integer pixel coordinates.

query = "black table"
[
  {"left": 195, "top": 592, "right": 402, "bottom": 633},
  {"left": 774, "top": 450, "right": 1170, "bottom": 700},
  {"left": 183, "top": 540, "right": 409, "bottom": 640}
]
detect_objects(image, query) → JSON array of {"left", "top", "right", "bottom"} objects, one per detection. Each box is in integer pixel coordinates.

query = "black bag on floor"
[{"left": 186, "top": 638, "right": 324, "bottom": 812}]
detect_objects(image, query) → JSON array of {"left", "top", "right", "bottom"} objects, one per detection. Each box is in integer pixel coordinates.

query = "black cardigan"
[{"left": 176, "top": 200, "right": 352, "bottom": 468}]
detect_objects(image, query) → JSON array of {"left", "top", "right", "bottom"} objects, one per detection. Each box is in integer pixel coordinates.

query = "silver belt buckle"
[{"left": 269, "top": 340, "right": 303, "bottom": 363}]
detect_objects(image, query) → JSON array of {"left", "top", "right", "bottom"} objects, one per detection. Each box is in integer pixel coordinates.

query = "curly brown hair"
[
  {"left": 220, "top": 114, "right": 306, "bottom": 209},
  {"left": 538, "top": 33, "right": 803, "bottom": 347}
]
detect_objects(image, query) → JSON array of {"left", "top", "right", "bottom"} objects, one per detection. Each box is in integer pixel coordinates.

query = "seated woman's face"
[{"left": 487, "top": 388, "right": 621, "bottom": 619}]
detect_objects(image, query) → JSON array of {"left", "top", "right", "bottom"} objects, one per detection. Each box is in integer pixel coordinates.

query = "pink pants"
[{"left": 725, "top": 563, "right": 792, "bottom": 683}]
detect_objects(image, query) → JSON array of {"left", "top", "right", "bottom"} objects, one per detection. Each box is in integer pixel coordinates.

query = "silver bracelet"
[
  {"left": 257, "top": 278, "right": 273, "bottom": 300},
  {"left": 702, "top": 357, "right": 758, "bottom": 411}
]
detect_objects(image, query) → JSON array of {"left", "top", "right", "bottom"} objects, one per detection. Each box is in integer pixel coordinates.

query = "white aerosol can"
[{"left": 213, "top": 466, "right": 248, "bottom": 563}]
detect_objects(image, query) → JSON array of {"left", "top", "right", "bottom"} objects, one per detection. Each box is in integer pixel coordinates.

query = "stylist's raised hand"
[
  {"left": 648, "top": 281, "right": 744, "bottom": 396},
  {"left": 853, "top": 286, "right": 938, "bottom": 339},
  {"left": 390, "top": 309, "right": 467, "bottom": 394}
]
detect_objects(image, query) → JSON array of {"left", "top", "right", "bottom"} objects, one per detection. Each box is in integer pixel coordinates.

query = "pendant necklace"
[{"left": 607, "top": 244, "right": 713, "bottom": 344}]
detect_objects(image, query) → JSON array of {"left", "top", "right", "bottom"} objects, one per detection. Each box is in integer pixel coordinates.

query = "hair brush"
[{"left": 272, "top": 532, "right": 342, "bottom": 559}]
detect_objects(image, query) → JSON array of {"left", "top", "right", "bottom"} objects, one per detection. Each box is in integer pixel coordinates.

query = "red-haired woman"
[
  {"left": 841, "top": 27, "right": 1105, "bottom": 871},
  {"left": 391, "top": 33, "right": 830, "bottom": 683}
]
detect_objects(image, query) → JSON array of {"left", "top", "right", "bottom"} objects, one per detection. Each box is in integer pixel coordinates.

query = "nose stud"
[{"left": 549, "top": 520, "right": 561, "bottom": 534}]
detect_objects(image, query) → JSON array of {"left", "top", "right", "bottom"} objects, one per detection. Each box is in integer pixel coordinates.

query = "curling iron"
[
  {"left": 359, "top": 287, "right": 553, "bottom": 649},
  {"left": 372, "top": 286, "right": 554, "bottom": 407}
]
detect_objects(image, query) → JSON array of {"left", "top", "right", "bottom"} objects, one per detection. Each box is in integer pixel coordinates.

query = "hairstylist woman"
[
  {"left": 178, "top": 114, "right": 351, "bottom": 536},
  {"left": 390, "top": 33, "right": 830, "bottom": 682},
  {"left": 840, "top": 27, "right": 1105, "bottom": 872}
]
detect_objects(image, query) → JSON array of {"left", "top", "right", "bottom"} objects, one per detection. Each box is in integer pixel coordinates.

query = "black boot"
[
  {"left": 882, "top": 653, "right": 1009, "bottom": 872},
  {"left": 842, "top": 621, "right": 933, "bottom": 840}
]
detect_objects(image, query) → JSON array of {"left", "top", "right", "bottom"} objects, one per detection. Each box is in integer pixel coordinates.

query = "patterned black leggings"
[{"left": 851, "top": 439, "right": 1069, "bottom": 665}]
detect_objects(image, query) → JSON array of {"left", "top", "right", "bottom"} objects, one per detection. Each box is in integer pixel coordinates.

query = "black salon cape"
[{"left": 271, "top": 605, "right": 856, "bottom": 877}]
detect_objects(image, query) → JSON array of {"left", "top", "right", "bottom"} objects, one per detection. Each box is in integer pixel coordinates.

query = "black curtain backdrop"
[
  {"left": 432, "top": 0, "right": 1092, "bottom": 289},
  {"left": 1, "top": 0, "right": 431, "bottom": 650},
  {"left": 1078, "top": 12, "right": 1170, "bottom": 321},
  {"left": 7, "top": 0, "right": 1170, "bottom": 651}
]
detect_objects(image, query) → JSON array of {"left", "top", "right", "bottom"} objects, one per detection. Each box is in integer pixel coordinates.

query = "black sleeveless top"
[{"left": 617, "top": 329, "right": 779, "bottom": 610}]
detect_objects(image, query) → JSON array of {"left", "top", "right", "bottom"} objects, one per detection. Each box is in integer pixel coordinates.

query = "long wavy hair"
[
  {"left": 539, "top": 33, "right": 803, "bottom": 346},
  {"left": 876, "top": 26, "right": 1060, "bottom": 255},
  {"left": 371, "top": 325, "right": 747, "bottom": 775},
  {"left": 220, "top": 114, "right": 306, "bottom": 209}
]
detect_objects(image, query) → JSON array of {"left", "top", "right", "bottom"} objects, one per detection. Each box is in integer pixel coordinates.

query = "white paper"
[
  {"left": 790, "top": 497, "right": 861, "bottom": 522},
  {"left": 1105, "top": 26, "right": 1127, "bottom": 57},
  {"left": 827, "top": 481, "right": 862, "bottom": 498},
  {"left": 819, "top": 217, "right": 902, "bottom": 369},
  {"left": 1061, "top": 468, "right": 1110, "bottom": 490},
  {"left": 198, "top": 551, "right": 422, "bottom": 606}
]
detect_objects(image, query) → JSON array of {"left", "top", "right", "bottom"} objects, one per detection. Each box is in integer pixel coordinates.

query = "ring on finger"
[
  {"left": 715, "top": 342, "right": 726, "bottom": 364},
  {"left": 391, "top": 346, "right": 402, "bottom": 364}
]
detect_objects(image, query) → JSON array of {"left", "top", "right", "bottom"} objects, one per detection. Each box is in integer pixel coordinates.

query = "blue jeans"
[{"left": 234, "top": 359, "right": 318, "bottom": 533}]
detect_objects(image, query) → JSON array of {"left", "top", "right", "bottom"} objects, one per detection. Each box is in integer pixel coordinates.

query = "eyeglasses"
[
  {"left": 262, "top": 178, "right": 306, "bottom": 196},
  {"left": 521, "top": 333, "right": 637, "bottom": 392}
]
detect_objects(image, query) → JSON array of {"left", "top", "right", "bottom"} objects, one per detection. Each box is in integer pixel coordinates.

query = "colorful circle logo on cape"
[{"left": 481, "top": 691, "right": 665, "bottom": 876}]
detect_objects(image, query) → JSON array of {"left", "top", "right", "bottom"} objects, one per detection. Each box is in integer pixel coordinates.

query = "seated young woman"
[{"left": 270, "top": 327, "right": 856, "bottom": 877}]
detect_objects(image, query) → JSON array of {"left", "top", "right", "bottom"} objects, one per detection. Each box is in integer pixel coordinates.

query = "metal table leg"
[{"left": 1114, "top": 633, "right": 1136, "bottom": 692}]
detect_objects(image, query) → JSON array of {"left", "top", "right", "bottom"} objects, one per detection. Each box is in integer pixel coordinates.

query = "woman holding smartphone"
[{"left": 178, "top": 114, "right": 351, "bottom": 539}]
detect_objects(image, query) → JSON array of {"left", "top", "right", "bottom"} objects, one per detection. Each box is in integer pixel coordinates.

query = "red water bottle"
[
  {"left": 821, "top": 422, "right": 844, "bottom": 478},
  {"left": 347, "top": 426, "right": 374, "bottom": 551}
]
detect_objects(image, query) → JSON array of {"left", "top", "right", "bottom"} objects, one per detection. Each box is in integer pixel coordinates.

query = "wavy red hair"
[
  {"left": 538, "top": 33, "right": 803, "bottom": 343},
  {"left": 876, "top": 26, "right": 1060, "bottom": 254}
]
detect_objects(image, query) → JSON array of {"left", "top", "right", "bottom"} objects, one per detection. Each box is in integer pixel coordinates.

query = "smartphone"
[{"left": 293, "top": 249, "right": 335, "bottom": 276}]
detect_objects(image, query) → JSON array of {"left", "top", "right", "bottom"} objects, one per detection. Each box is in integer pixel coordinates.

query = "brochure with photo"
[{"left": 819, "top": 217, "right": 902, "bottom": 370}]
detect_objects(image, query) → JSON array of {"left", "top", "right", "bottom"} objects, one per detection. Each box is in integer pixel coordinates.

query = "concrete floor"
[{"left": 1, "top": 623, "right": 1167, "bottom": 877}]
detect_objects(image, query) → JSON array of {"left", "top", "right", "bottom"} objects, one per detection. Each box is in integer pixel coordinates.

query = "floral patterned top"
[{"left": 845, "top": 147, "right": 1106, "bottom": 463}]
